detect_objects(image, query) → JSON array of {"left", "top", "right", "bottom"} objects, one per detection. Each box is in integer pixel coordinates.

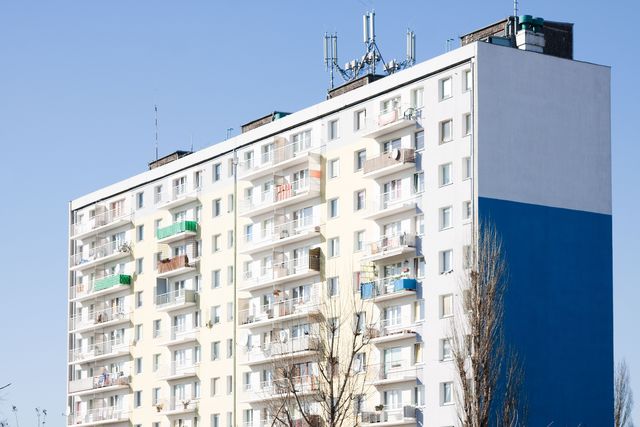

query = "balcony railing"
[
  {"left": 68, "top": 371, "right": 130, "bottom": 394},
  {"left": 70, "top": 241, "right": 132, "bottom": 269},
  {"left": 243, "top": 216, "right": 319, "bottom": 249},
  {"left": 167, "top": 396, "right": 199, "bottom": 412},
  {"left": 363, "top": 233, "right": 416, "bottom": 261},
  {"left": 70, "top": 274, "right": 131, "bottom": 300},
  {"left": 156, "top": 220, "right": 198, "bottom": 240},
  {"left": 159, "top": 360, "right": 199, "bottom": 379},
  {"left": 363, "top": 106, "right": 420, "bottom": 138},
  {"left": 363, "top": 148, "right": 415, "bottom": 176},
  {"left": 155, "top": 289, "right": 198, "bottom": 309},
  {"left": 366, "top": 318, "right": 416, "bottom": 340},
  {"left": 360, "top": 405, "right": 417, "bottom": 424},
  {"left": 239, "top": 286, "right": 321, "bottom": 326},
  {"left": 162, "top": 324, "right": 199, "bottom": 343},
  {"left": 69, "top": 338, "right": 131, "bottom": 363},
  {"left": 69, "top": 305, "right": 131, "bottom": 331},
  {"left": 239, "top": 138, "right": 320, "bottom": 178},
  {"left": 360, "top": 277, "right": 417, "bottom": 300},
  {"left": 373, "top": 361, "right": 418, "bottom": 382},
  {"left": 242, "top": 251, "right": 321, "bottom": 289},
  {"left": 244, "top": 335, "right": 320, "bottom": 363},
  {"left": 249, "top": 375, "right": 319, "bottom": 398},
  {"left": 157, "top": 254, "right": 197, "bottom": 276},
  {"left": 240, "top": 177, "right": 321, "bottom": 215},
  {"left": 68, "top": 407, "right": 129, "bottom": 426},
  {"left": 71, "top": 205, "right": 132, "bottom": 238}
]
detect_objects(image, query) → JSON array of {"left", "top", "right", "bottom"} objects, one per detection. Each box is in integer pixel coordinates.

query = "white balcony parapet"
[
  {"left": 239, "top": 138, "right": 321, "bottom": 181},
  {"left": 240, "top": 177, "right": 321, "bottom": 217},
  {"left": 68, "top": 407, "right": 130, "bottom": 426},
  {"left": 155, "top": 289, "right": 198, "bottom": 310},
  {"left": 242, "top": 216, "right": 320, "bottom": 254},
  {"left": 361, "top": 233, "right": 416, "bottom": 262},
  {"left": 366, "top": 318, "right": 417, "bottom": 344},
  {"left": 363, "top": 106, "right": 420, "bottom": 139},
  {"left": 158, "top": 360, "right": 199, "bottom": 380},
  {"left": 71, "top": 205, "right": 133, "bottom": 240},
  {"left": 70, "top": 240, "right": 132, "bottom": 271},
  {"left": 69, "top": 339, "right": 132, "bottom": 364},
  {"left": 164, "top": 396, "right": 199, "bottom": 413},
  {"left": 158, "top": 325, "right": 199, "bottom": 345},
  {"left": 68, "top": 371, "right": 130, "bottom": 394},
  {"left": 369, "top": 361, "right": 418, "bottom": 385},
  {"left": 241, "top": 255, "right": 320, "bottom": 291},
  {"left": 360, "top": 405, "right": 417, "bottom": 425},
  {"left": 156, "top": 184, "right": 201, "bottom": 210},
  {"left": 362, "top": 148, "right": 416, "bottom": 179},
  {"left": 363, "top": 189, "right": 418, "bottom": 220},
  {"left": 239, "top": 286, "right": 321, "bottom": 327},
  {"left": 244, "top": 375, "right": 319, "bottom": 402},
  {"left": 69, "top": 305, "right": 131, "bottom": 332},
  {"left": 243, "top": 335, "right": 320, "bottom": 364}
]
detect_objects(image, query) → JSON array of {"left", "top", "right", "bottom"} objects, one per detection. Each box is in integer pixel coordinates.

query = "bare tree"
[
  {"left": 615, "top": 359, "right": 634, "bottom": 427},
  {"left": 450, "top": 223, "right": 526, "bottom": 427},
  {"left": 258, "top": 294, "right": 375, "bottom": 427}
]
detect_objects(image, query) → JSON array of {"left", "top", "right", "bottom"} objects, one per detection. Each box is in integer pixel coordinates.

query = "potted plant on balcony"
[
  {"left": 375, "top": 404, "right": 384, "bottom": 412},
  {"left": 181, "top": 399, "right": 191, "bottom": 410},
  {"left": 154, "top": 402, "right": 164, "bottom": 412}
]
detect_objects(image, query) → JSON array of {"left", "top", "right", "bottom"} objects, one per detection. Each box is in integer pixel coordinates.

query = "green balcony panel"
[
  {"left": 94, "top": 274, "right": 132, "bottom": 292},
  {"left": 156, "top": 220, "right": 198, "bottom": 240}
]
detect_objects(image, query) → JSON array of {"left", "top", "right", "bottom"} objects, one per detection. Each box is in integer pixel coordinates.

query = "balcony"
[
  {"left": 71, "top": 205, "right": 133, "bottom": 240},
  {"left": 157, "top": 184, "right": 200, "bottom": 210},
  {"left": 239, "top": 287, "right": 322, "bottom": 328},
  {"left": 360, "top": 233, "right": 416, "bottom": 263},
  {"left": 69, "top": 305, "right": 131, "bottom": 333},
  {"left": 159, "top": 325, "right": 199, "bottom": 346},
  {"left": 158, "top": 396, "right": 199, "bottom": 416},
  {"left": 360, "top": 406, "right": 417, "bottom": 426},
  {"left": 362, "top": 148, "right": 416, "bottom": 179},
  {"left": 70, "top": 274, "right": 131, "bottom": 301},
  {"left": 70, "top": 241, "right": 132, "bottom": 271},
  {"left": 239, "top": 139, "right": 321, "bottom": 182},
  {"left": 158, "top": 360, "right": 199, "bottom": 381},
  {"left": 68, "top": 371, "right": 130, "bottom": 395},
  {"left": 240, "top": 177, "right": 321, "bottom": 217},
  {"left": 369, "top": 362, "right": 418, "bottom": 386},
  {"left": 363, "top": 107, "right": 419, "bottom": 139},
  {"left": 67, "top": 407, "right": 130, "bottom": 426},
  {"left": 366, "top": 319, "right": 417, "bottom": 345},
  {"left": 69, "top": 339, "right": 131, "bottom": 364},
  {"left": 360, "top": 277, "right": 417, "bottom": 302},
  {"left": 156, "top": 254, "right": 198, "bottom": 278},
  {"left": 244, "top": 375, "right": 319, "bottom": 403},
  {"left": 243, "top": 335, "right": 320, "bottom": 365},
  {"left": 156, "top": 220, "right": 198, "bottom": 244},
  {"left": 241, "top": 250, "right": 321, "bottom": 292},
  {"left": 363, "top": 190, "right": 418, "bottom": 221},
  {"left": 241, "top": 217, "right": 321, "bottom": 255},
  {"left": 155, "top": 289, "right": 198, "bottom": 311}
]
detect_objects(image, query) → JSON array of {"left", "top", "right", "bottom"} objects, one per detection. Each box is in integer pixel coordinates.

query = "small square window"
[
  {"left": 213, "top": 234, "right": 221, "bottom": 252},
  {"left": 328, "top": 276, "right": 339, "bottom": 297},
  {"left": 440, "top": 119, "right": 453, "bottom": 143},
  {"left": 329, "top": 198, "right": 339, "bottom": 218},
  {"left": 354, "top": 109, "right": 366, "bottom": 131},
  {"left": 440, "top": 206, "right": 452, "bottom": 230},
  {"left": 227, "top": 302, "right": 234, "bottom": 322},
  {"left": 462, "top": 201, "right": 472, "bottom": 221},
  {"left": 413, "top": 172, "right": 425, "bottom": 193},
  {"left": 440, "top": 249, "right": 453, "bottom": 274},
  {"left": 441, "top": 382, "right": 454, "bottom": 405},
  {"left": 328, "top": 237, "right": 340, "bottom": 257},
  {"left": 213, "top": 163, "right": 222, "bottom": 182},
  {"left": 154, "top": 185, "right": 162, "bottom": 204},
  {"left": 440, "top": 294, "right": 453, "bottom": 318},
  {"left": 329, "top": 158, "right": 340, "bottom": 179},
  {"left": 462, "top": 157, "right": 471, "bottom": 180},
  {"left": 135, "top": 357, "right": 143, "bottom": 374},
  {"left": 136, "top": 192, "right": 144, "bottom": 209},
  {"left": 227, "top": 229, "right": 234, "bottom": 248},
  {"left": 414, "top": 130, "right": 424, "bottom": 151},
  {"left": 354, "top": 190, "right": 366, "bottom": 211},
  {"left": 354, "top": 230, "right": 365, "bottom": 252},
  {"left": 439, "top": 163, "right": 453, "bottom": 186},
  {"left": 212, "top": 306, "right": 221, "bottom": 324},
  {"left": 355, "top": 149, "right": 366, "bottom": 171},
  {"left": 441, "top": 338, "right": 453, "bottom": 361},
  {"left": 136, "top": 258, "right": 144, "bottom": 275},
  {"left": 136, "top": 224, "right": 144, "bottom": 242},
  {"left": 328, "top": 119, "right": 340, "bottom": 140},
  {"left": 440, "top": 77, "right": 452, "bottom": 100},
  {"left": 463, "top": 69, "right": 472, "bottom": 91},
  {"left": 135, "top": 290, "right": 143, "bottom": 307},
  {"left": 211, "top": 341, "right": 220, "bottom": 360},
  {"left": 212, "top": 270, "right": 221, "bottom": 288},
  {"left": 463, "top": 113, "right": 472, "bottom": 136},
  {"left": 412, "top": 87, "right": 424, "bottom": 109},
  {"left": 134, "top": 390, "right": 142, "bottom": 407},
  {"left": 213, "top": 199, "right": 221, "bottom": 217}
]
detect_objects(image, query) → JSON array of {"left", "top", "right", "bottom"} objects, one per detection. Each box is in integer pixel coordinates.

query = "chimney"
[{"left": 516, "top": 15, "right": 545, "bottom": 53}]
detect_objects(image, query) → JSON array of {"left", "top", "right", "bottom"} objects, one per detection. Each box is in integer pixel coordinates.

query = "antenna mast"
[{"left": 154, "top": 105, "right": 159, "bottom": 161}]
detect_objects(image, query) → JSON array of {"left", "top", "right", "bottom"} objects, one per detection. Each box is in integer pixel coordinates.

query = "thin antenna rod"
[
  {"left": 154, "top": 105, "right": 159, "bottom": 161},
  {"left": 514, "top": 0, "right": 519, "bottom": 19}
]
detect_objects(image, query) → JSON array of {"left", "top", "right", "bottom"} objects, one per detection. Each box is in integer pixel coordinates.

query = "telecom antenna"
[
  {"left": 323, "top": 11, "right": 417, "bottom": 90},
  {"left": 154, "top": 105, "right": 159, "bottom": 161}
]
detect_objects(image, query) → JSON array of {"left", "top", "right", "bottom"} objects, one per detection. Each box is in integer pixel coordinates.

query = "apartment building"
[{"left": 67, "top": 16, "right": 612, "bottom": 427}]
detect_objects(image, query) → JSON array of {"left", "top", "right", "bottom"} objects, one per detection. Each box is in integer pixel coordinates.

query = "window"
[
  {"left": 211, "top": 341, "right": 220, "bottom": 360},
  {"left": 440, "top": 250, "right": 453, "bottom": 274},
  {"left": 211, "top": 414, "right": 220, "bottom": 427},
  {"left": 462, "top": 201, "right": 472, "bottom": 221},
  {"left": 328, "top": 237, "right": 340, "bottom": 257},
  {"left": 415, "top": 215, "right": 424, "bottom": 236},
  {"left": 354, "top": 190, "right": 366, "bottom": 211},
  {"left": 440, "top": 119, "right": 452, "bottom": 143},
  {"left": 212, "top": 234, "right": 221, "bottom": 252},
  {"left": 213, "top": 163, "right": 221, "bottom": 182},
  {"left": 227, "top": 302, "right": 234, "bottom": 321},
  {"left": 462, "top": 157, "right": 471, "bottom": 180},
  {"left": 328, "top": 119, "right": 339, "bottom": 140},
  {"left": 194, "top": 170, "right": 203, "bottom": 189},
  {"left": 441, "top": 382, "right": 453, "bottom": 405},
  {"left": 195, "top": 205, "right": 202, "bottom": 222},
  {"left": 227, "top": 230, "right": 234, "bottom": 248},
  {"left": 135, "top": 357, "right": 142, "bottom": 373},
  {"left": 354, "top": 109, "right": 366, "bottom": 131},
  {"left": 212, "top": 270, "right": 221, "bottom": 288},
  {"left": 328, "top": 277, "right": 339, "bottom": 297},
  {"left": 154, "top": 185, "right": 162, "bottom": 204},
  {"left": 227, "top": 265, "right": 234, "bottom": 286},
  {"left": 414, "top": 342, "right": 423, "bottom": 363},
  {"left": 440, "top": 77, "right": 452, "bottom": 100},
  {"left": 440, "top": 206, "right": 452, "bottom": 230},
  {"left": 329, "top": 158, "right": 340, "bottom": 179},
  {"left": 355, "top": 312, "right": 366, "bottom": 334},
  {"left": 211, "top": 378, "right": 219, "bottom": 396},
  {"left": 136, "top": 225, "right": 144, "bottom": 242},
  {"left": 134, "top": 390, "right": 142, "bottom": 407},
  {"left": 411, "top": 87, "right": 424, "bottom": 109},
  {"left": 415, "top": 256, "right": 426, "bottom": 278},
  {"left": 228, "top": 158, "right": 234, "bottom": 177},
  {"left": 152, "top": 387, "right": 160, "bottom": 405},
  {"left": 227, "top": 338, "right": 233, "bottom": 358},
  {"left": 355, "top": 149, "right": 366, "bottom": 171},
  {"left": 136, "top": 258, "right": 144, "bottom": 275},
  {"left": 381, "top": 97, "right": 400, "bottom": 113},
  {"left": 136, "top": 192, "right": 144, "bottom": 209},
  {"left": 213, "top": 199, "right": 221, "bottom": 217},
  {"left": 414, "top": 130, "right": 424, "bottom": 151},
  {"left": 354, "top": 230, "right": 365, "bottom": 252},
  {"left": 226, "top": 375, "right": 233, "bottom": 394},
  {"left": 354, "top": 352, "right": 366, "bottom": 373},
  {"left": 439, "top": 163, "right": 452, "bottom": 186},
  {"left": 441, "top": 338, "right": 453, "bottom": 361},
  {"left": 463, "top": 113, "right": 472, "bottom": 136},
  {"left": 382, "top": 138, "right": 401, "bottom": 153},
  {"left": 244, "top": 224, "right": 253, "bottom": 243},
  {"left": 463, "top": 69, "right": 472, "bottom": 91},
  {"left": 328, "top": 198, "right": 339, "bottom": 218},
  {"left": 135, "top": 290, "right": 143, "bottom": 307},
  {"left": 153, "top": 319, "right": 161, "bottom": 338},
  {"left": 440, "top": 294, "right": 453, "bottom": 318},
  {"left": 413, "top": 299, "right": 425, "bottom": 322},
  {"left": 413, "top": 172, "right": 425, "bottom": 193},
  {"left": 211, "top": 306, "right": 221, "bottom": 324},
  {"left": 227, "top": 194, "right": 234, "bottom": 212},
  {"left": 154, "top": 218, "right": 162, "bottom": 233},
  {"left": 227, "top": 412, "right": 233, "bottom": 427},
  {"left": 244, "top": 150, "right": 254, "bottom": 170},
  {"left": 153, "top": 354, "right": 160, "bottom": 372},
  {"left": 135, "top": 324, "right": 143, "bottom": 341}
]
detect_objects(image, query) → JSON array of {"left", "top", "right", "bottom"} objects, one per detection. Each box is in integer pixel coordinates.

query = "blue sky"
[{"left": 0, "top": 0, "right": 637, "bottom": 424}]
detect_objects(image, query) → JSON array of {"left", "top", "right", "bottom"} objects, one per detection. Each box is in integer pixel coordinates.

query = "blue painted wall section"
[{"left": 478, "top": 197, "right": 613, "bottom": 426}]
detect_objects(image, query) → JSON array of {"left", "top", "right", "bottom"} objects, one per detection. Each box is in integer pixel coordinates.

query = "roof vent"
[
  {"left": 240, "top": 111, "right": 290, "bottom": 134},
  {"left": 148, "top": 150, "right": 192, "bottom": 170}
]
